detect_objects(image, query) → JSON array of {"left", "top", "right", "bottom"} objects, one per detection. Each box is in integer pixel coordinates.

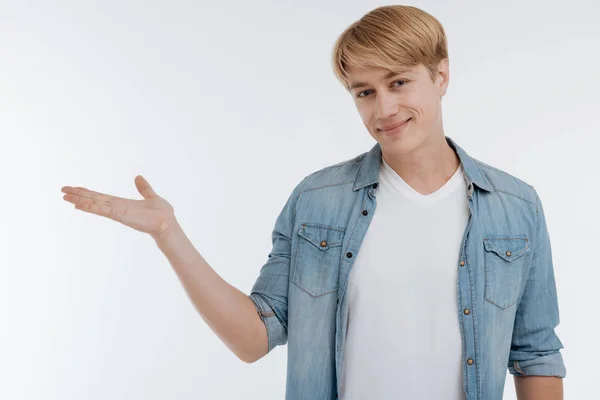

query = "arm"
[
  {"left": 514, "top": 376, "right": 563, "bottom": 400},
  {"left": 508, "top": 188, "right": 566, "bottom": 395},
  {"left": 156, "top": 179, "right": 303, "bottom": 363},
  {"left": 62, "top": 176, "right": 272, "bottom": 363},
  {"left": 155, "top": 220, "right": 267, "bottom": 363},
  {"left": 63, "top": 174, "right": 298, "bottom": 364}
]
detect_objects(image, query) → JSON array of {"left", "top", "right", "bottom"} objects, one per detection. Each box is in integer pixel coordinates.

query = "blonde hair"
[{"left": 332, "top": 5, "right": 448, "bottom": 89}]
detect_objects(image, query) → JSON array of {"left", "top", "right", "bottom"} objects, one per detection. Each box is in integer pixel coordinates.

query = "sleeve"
[
  {"left": 507, "top": 188, "right": 567, "bottom": 378},
  {"left": 248, "top": 178, "right": 305, "bottom": 354}
]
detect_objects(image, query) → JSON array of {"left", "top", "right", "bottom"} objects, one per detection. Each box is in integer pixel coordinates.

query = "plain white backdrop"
[{"left": 1, "top": 0, "right": 598, "bottom": 398}]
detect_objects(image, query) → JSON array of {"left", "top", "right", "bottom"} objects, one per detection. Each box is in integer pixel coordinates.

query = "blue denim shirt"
[{"left": 249, "top": 136, "right": 566, "bottom": 400}]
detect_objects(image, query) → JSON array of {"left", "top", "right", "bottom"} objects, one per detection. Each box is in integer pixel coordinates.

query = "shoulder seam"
[
  {"left": 297, "top": 152, "right": 367, "bottom": 196},
  {"left": 475, "top": 160, "right": 533, "bottom": 189},
  {"left": 475, "top": 160, "right": 536, "bottom": 205},
  {"left": 299, "top": 180, "right": 355, "bottom": 196},
  {"left": 291, "top": 154, "right": 364, "bottom": 220},
  {"left": 492, "top": 190, "right": 536, "bottom": 206}
]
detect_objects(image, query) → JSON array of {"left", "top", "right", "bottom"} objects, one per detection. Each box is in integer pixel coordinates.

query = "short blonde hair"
[{"left": 332, "top": 5, "right": 448, "bottom": 89}]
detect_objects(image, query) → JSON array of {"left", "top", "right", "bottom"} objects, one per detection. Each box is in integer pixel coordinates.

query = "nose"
[{"left": 374, "top": 90, "right": 399, "bottom": 120}]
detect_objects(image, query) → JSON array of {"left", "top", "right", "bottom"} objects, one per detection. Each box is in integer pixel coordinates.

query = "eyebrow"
[{"left": 348, "top": 69, "right": 409, "bottom": 91}]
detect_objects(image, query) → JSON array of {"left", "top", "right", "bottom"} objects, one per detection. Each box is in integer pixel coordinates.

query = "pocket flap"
[
  {"left": 298, "top": 223, "right": 345, "bottom": 251},
  {"left": 483, "top": 235, "right": 530, "bottom": 261}
]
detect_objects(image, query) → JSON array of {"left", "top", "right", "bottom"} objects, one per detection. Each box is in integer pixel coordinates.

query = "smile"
[{"left": 378, "top": 117, "right": 412, "bottom": 133}]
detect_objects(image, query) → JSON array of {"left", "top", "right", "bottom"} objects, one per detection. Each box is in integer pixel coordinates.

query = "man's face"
[{"left": 347, "top": 60, "right": 449, "bottom": 155}]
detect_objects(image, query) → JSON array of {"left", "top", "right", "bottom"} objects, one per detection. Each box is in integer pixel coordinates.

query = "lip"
[{"left": 379, "top": 118, "right": 411, "bottom": 132}]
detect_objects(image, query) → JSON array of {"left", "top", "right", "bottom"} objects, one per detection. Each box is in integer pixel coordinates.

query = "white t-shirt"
[{"left": 339, "top": 156, "right": 470, "bottom": 400}]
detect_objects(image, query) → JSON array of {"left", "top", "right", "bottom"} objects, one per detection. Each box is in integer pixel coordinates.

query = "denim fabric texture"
[{"left": 249, "top": 136, "right": 566, "bottom": 400}]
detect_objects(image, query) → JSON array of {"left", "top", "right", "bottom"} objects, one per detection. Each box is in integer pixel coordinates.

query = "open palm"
[{"left": 61, "top": 175, "right": 176, "bottom": 239}]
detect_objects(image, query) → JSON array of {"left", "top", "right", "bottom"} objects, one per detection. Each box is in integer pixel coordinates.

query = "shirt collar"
[{"left": 353, "top": 136, "right": 494, "bottom": 193}]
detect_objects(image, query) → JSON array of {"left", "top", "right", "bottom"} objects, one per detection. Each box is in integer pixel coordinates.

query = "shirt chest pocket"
[
  {"left": 292, "top": 223, "right": 345, "bottom": 298},
  {"left": 483, "top": 235, "right": 531, "bottom": 310}
]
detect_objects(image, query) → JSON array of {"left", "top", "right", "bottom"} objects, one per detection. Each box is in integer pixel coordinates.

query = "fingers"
[
  {"left": 135, "top": 175, "right": 157, "bottom": 199},
  {"left": 62, "top": 186, "right": 127, "bottom": 204},
  {"left": 62, "top": 192, "right": 117, "bottom": 220},
  {"left": 62, "top": 186, "right": 103, "bottom": 201},
  {"left": 61, "top": 186, "right": 131, "bottom": 220}
]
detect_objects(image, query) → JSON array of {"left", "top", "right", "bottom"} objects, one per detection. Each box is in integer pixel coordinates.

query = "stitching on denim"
[
  {"left": 474, "top": 160, "right": 533, "bottom": 193},
  {"left": 483, "top": 235, "right": 530, "bottom": 261},
  {"left": 292, "top": 223, "right": 302, "bottom": 291},
  {"left": 354, "top": 152, "right": 369, "bottom": 187},
  {"left": 465, "top": 229, "right": 479, "bottom": 396},
  {"left": 299, "top": 181, "right": 356, "bottom": 196},
  {"left": 459, "top": 198, "right": 474, "bottom": 398},
  {"left": 493, "top": 189, "right": 535, "bottom": 206},
  {"left": 291, "top": 280, "right": 337, "bottom": 298},
  {"left": 300, "top": 222, "right": 346, "bottom": 232},
  {"left": 292, "top": 226, "right": 341, "bottom": 297},
  {"left": 298, "top": 229, "right": 344, "bottom": 249},
  {"left": 469, "top": 161, "right": 495, "bottom": 192},
  {"left": 483, "top": 235, "right": 529, "bottom": 241},
  {"left": 483, "top": 249, "right": 522, "bottom": 310},
  {"left": 457, "top": 255, "right": 469, "bottom": 396}
]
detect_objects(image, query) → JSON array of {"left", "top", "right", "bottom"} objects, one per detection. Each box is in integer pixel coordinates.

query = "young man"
[{"left": 61, "top": 5, "right": 566, "bottom": 400}]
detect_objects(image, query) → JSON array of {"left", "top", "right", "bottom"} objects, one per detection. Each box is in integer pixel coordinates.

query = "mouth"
[{"left": 378, "top": 117, "right": 412, "bottom": 132}]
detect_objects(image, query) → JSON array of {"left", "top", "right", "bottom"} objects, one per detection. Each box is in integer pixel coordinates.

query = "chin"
[{"left": 376, "top": 130, "right": 425, "bottom": 155}]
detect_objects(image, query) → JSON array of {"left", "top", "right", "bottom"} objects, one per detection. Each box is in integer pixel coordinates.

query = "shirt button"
[
  {"left": 506, "top": 251, "right": 512, "bottom": 257},
  {"left": 362, "top": 210, "right": 368, "bottom": 216},
  {"left": 467, "top": 358, "right": 474, "bottom": 365},
  {"left": 320, "top": 241, "right": 327, "bottom": 247},
  {"left": 346, "top": 252, "right": 353, "bottom": 258},
  {"left": 459, "top": 260, "right": 465, "bottom": 266},
  {"left": 463, "top": 308, "right": 470, "bottom": 315}
]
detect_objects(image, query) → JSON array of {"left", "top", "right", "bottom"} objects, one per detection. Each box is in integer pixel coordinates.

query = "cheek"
[
  {"left": 403, "top": 87, "right": 437, "bottom": 117},
  {"left": 410, "top": 98, "right": 437, "bottom": 121}
]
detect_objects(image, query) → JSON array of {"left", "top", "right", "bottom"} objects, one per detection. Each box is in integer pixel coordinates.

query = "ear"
[{"left": 436, "top": 58, "right": 450, "bottom": 97}]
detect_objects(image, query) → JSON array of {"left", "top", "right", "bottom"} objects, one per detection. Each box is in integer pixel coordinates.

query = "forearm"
[
  {"left": 154, "top": 219, "right": 267, "bottom": 363},
  {"left": 514, "top": 376, "right": 563, "bottom": 400}
]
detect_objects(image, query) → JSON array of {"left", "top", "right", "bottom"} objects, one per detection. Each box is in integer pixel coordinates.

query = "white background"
[{"left": 1, "top": 0, "right": 598, "bottom": 398}]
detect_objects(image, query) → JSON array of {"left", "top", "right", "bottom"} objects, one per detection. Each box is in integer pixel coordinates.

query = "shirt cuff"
[
  {"left": 249, "top": 292, "right": 288, "bottom": 353},
  {"left": 508, "top": 352, "right": 566, "bottom": 378}
]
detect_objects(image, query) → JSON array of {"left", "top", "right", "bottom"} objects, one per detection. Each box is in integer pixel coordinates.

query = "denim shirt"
[{"left": 249, "top": 136, "right": 566, "bottom": 400}]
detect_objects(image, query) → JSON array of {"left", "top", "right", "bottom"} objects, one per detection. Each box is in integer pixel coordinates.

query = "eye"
[{"left": 356, "top": 80, "right": 407, "bottom": 98}]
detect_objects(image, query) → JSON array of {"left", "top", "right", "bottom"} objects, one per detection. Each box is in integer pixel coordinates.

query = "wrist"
[{"left": 153, "top": 217, "right": 183, "bottom": 246}]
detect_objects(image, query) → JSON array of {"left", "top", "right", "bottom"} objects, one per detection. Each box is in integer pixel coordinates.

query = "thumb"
[{"left": 135, "top": 175, "right": 158, "bottom": 199}]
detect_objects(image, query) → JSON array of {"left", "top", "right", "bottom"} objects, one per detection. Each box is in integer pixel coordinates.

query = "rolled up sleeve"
[
  {"left": 248, "top": 178, "right": 305, "bottom": 354},
  {"left": 508, "top": 188, "right": 566, "bottom": 378}
]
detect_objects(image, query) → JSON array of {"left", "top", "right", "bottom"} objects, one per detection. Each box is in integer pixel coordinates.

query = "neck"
[{"left": 381, "top": 134, "right": 460, "bottom": 195}]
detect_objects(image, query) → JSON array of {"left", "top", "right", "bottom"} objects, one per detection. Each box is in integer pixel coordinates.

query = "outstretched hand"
[{"left": 61, "top": 175, "right": 177, "bottom": 240}]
